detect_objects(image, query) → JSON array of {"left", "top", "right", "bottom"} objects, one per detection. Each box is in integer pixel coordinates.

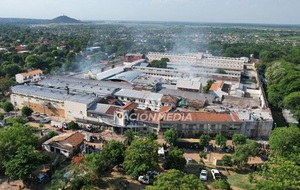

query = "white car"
[
  {"left": 138, "top": 175, "right": 150, "bottom": 184},
  {"left": 211, "top": 169, "right": 221, "bottom": 180},
  {"left": 199, "top": 169, "right": 208, "bottom": 181}
]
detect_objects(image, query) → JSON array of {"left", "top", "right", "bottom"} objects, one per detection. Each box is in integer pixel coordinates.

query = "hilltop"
[
  {"left": 0, "top": 15, "right": 82, "bottom": 24},
  {"left": 50, "top": 15, "right": 82, "bottom": 24}
]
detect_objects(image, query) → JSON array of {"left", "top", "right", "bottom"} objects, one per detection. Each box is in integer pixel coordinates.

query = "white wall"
[{"left": 64, "top": 101, "right": 87, "bottom": 120}]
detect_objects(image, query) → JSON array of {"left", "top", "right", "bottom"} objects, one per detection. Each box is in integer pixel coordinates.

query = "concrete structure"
[
  {"left": 176, "top": 78, "right": 206, "bottom": 93},
  {"left": 15, "top": 69, "right": 44, "bottom": 83},
  {"left": 124, "top": 53, "right": 145, "bottom": 64},
  {"left": 11, "top": 85, "right": 100, "bottom": 120},
  {"left": 113, "top": 89, "right": 163, "bottom": 111}
]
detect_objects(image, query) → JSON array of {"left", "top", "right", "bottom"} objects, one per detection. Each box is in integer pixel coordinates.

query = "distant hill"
[
  {"left": 0, "top": 15, "right": 82, "bottom": 24},
  {"left": 50, "top": 15, "right": 82, "bottom": 24}
]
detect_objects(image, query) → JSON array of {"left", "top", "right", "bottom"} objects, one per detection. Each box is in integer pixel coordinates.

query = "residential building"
[
  {"left": 124, "top": 53, "right": 145, "bottom": 63},
  {"left": 15, "top": 69, "right": 44, "bottom": 83},
  {"left": 42, "top": 131, "right": 85, "bottom": 157}
]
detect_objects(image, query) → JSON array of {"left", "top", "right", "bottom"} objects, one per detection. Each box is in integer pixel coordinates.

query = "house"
[
  {"left": 209, "top": 81, "right": 230, "bottom": 98},
  {"left": 15, "top": 69, "right": 44, "bottom": 83},
  {"left": 42, "top": 131, "right": 85, "bottom": 157},
  {"left": 124, "top": 53, "right": 145, "bottom": 63}
]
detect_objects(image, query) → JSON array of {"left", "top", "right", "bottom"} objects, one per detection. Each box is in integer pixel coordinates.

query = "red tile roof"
[
  {"left": 53, "top": 132, "right": 84, "bottom": 147},
  {"left": 105, "top": 106, "right": 119, "bottom": 115},
  {"left": 161, "top": 112, "right": 240, "bottom": 122},
  {"left": 159, "top": 105, "right": 172, "bottom": 113},
  {"left": 66, "top": 132, "right": 85, "bottom": 147},
  {"left": 122, "top": 102, "right": 138, "bottom": 111},
  {"left": 209, "top": 81, "right": 224, "bottom": 91},
  {"left": 18, "top": 69, "right": 43, "bottom": 77}
]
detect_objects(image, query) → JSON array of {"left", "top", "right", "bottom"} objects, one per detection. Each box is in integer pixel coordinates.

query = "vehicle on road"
[
  {"left": 211, "top": 169, "right": 221, "bottom": 180},
  {"left": 32, "top": 112, "right": 40, "bottom": 117},
  {"left": 199, "top": 169, "right": 208, "bottom": 181},
  {"left": 51, "top": 120, "right": 67, "bottom": 129},
  {"left": 40, "top": 116, "right": 51, "bottom": 123},
  {"left": 36, "top": 173, "right": 49, "bottom": 183},
  {"left": 138, "top": 175, "right": 150, "bottom": 184}
]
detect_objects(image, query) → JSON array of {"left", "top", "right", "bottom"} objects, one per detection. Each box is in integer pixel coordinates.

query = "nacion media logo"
[{"left": 117, "top": 112, "right": 193, "bottom": 122}]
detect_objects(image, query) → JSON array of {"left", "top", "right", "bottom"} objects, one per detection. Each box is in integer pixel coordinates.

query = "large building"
[{"left": 10, "top": 76, "right": 273, "bottom": 138}]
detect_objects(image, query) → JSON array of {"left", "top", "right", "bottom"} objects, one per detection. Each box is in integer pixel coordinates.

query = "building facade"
[{"left": 15, "top": 69, "right": 44, "bottom": 83}]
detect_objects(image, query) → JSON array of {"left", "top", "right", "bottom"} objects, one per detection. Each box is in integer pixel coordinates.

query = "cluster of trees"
[
  {"left": 253, "top": 126, "right": 300, "bottom": 189},
  {"left": 0, "top": 119, "right": 50, "bottom": 180},
  {"left": 202, "top": 80, "right": 213, "bottom": 94},
  {"left": 148, "top": 58, "right": 169, "bottom": 68},
  {"left": 265, "top": 61, "right": 300, "bottom": 119}
]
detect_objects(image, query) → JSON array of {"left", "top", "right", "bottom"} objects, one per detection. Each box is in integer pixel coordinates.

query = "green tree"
[
  {"left": 67, "top": 121, "right": 80, "bottom": 130},
  {"left": 146, "top": 169, "right": 207, "bottom": 190},
  {"left": 254, "top": 158, "right": 300, "bottom": 190},
  {"left": 147, "top": 132, "right": 158, "bottom": 141},
  {"left": 0, "top": 113, "right": 4, "bottom": 120},
  {"left": 148, "top": 58, "right": 169, "bottom": 68},
  {"left": 21, "top": 106, "right": 33, "bottom": 117},
  {"left": 85, "top": 153, "right": 108, "bottom": 177},
  {"left": 216, "top": 68, "right": 227, "bottom": 74},
  {"left": 232, "top": 141, "right": 257, "bottom": 167},
  {"left": 3, "top": 145, "right": 39, "bottom": 180},
  {"left": 2, "top": 101, "right": 14, "bottom": 112},
  {"left": 0, "top": 124, "right": 38, "bottom": 167},
  {"left": 221, "top": 155, "right": 233, "bottom": 167},
  {"left": 269, "top": 126, "right": 300, "bottom": 163},
  {"left": 101, "top": 140, "right": 125, "bottom": 167},
  {"left": 47, "top": 131, "right": 59, "bottom": 139},
  {"left": 215, "top": 133, "right": 227, "bottom": 150},
  {"left": 232, "top": 134, "right": 247, "bottom": 146},
  {"left": 123, "top": 129, "right": 136, "bottom": 146},
  {"left": 0, "top": 78, "right": 15, "bottom": 96},
  {"left": 164, "top": 128, "right": 177, "bottom": 145},
  {"left": 2, "top": 63, "right": 22, "bottom": 78},
  {"left": 199, "top": 134, "right": 210, "bottom": 149},
  {"left": 165, "top": 147, "right": 186, "bottom": 171},
  {"left": 211, "top": 179, "right": 231, "bottom": 190},
  {"left": 199, "top": 151, "right": 207, "bottom": 164},
  {"left": 124, "top": 138, "right": 159, "bottom": 178},
  {"left": 6, "top": 116, "right": 28, "bottom": 126},
  {"left": 202, "top": 80, "right": 213, "bottom": 94}
]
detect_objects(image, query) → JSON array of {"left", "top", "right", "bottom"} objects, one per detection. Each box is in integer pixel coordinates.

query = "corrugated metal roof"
[
  {"left": 37, "top": 76, "right": 132, "bottom": 97},
  {"left": 108, "top": 71, "right": 143, "bottom": 83},
  {"left": 11, "top": 85, "right": 99, "bottom": 104},
  {"left": 114, "top": 89, "right": 163, "bottom": 101},
  {"left": 96, "top": 66, "right": 125, "bottom": 80}
]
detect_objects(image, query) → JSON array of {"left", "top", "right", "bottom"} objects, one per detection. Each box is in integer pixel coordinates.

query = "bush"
[{"left": 211, "top": 179, "right": 231, "bottom": 190}]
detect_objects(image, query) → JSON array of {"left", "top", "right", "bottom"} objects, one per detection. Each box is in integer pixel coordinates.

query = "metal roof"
[
  {"left": 96, "top": 66, "right": 126, "bottom": 80},
  {"left": 108, "top": 71, "right": 143, "bottom": 83},
  {"left": 11, "top": 85, "right": 99, "bottom": 104},
  {"left": 37, "top": 76, "right": 132, "bottom": 97},
  {"left": 159, "top": 89, "right": 215, "bottom": 103},
  {"left": 114, "top": 89, "right": 163, "bottom": 101}
]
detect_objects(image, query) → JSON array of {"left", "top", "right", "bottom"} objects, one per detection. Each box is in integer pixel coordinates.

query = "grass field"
[{"left": 226, "top": 170, "right": 256, "bottom": 190}]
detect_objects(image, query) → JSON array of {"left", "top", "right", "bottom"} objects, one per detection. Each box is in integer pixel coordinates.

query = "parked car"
[
  {"left": 40, "top": 117, "right": 51, "bottom": 123},
  {"left": 86, "top": 124, "right": 93, "bottom": 131},
  {"left": 138, "top": 175, "right": 150, "bottom": 184},
  {"left": 199, "top": 169, "right": 208, "bottom": 181},
  {"left": 211, "top": 169, "right": 221, "bottom": 180},
  {"left": 32, "top": 112, "right": 40, "bottom": 117},
  {"left": 27, "top": 116, "right": 35, "bottom": 121},
  {"left": 147, "top": 170, "right": 160, "bottom": 178},
  {"left": 36, "top": 173, "right": 49, "bottom": 183}
]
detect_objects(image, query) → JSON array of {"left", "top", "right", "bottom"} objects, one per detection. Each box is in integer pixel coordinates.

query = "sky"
[{"left": 1, "top": 0, "right": 300, "bottom": 25}]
